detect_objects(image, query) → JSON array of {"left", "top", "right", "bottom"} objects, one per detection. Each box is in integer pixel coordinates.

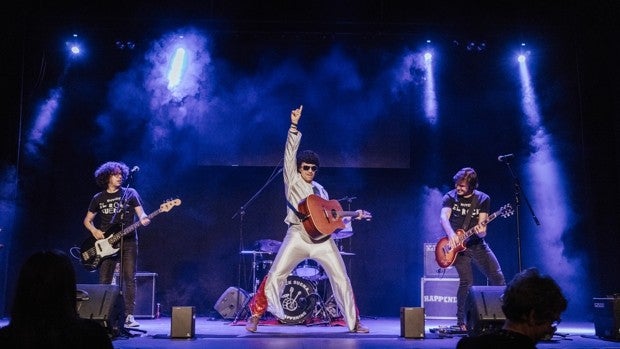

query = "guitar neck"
[
  {"left": 108, "top": 209, "right": 162, "bottom": 245},
  {"left": 459, "top": 210, "right": 501, "bottom": 242},
  {"left": 339, "top": 211, "right": 359, "bottom": 218}
]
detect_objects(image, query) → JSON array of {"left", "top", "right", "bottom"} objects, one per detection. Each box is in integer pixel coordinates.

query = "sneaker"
[
  {"left": 245, "top": 315, "right": 260, "bottom": 333},
  {"left": 457, "top": 323, "right": 467, "bottom": 332},
  {"left": 125, "top": 314, "right": 140, "bottom": 328},
  {"left": 351, "top": 321, "right": 370, "bottom": 333}
]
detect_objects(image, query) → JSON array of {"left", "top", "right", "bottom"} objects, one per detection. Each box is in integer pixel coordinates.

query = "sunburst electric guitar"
[
  {"left": 80, "top": 198, "right": 181, "bottom": 271},
  {"left": 298, "top": 194, "right": 371, "bottom": 240},
  {"left": 434, "top": 203, "right": 513, "bottom": 268}
]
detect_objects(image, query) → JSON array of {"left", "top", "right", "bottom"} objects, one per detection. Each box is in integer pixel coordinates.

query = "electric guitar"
[
  {"left": 80, "top": 198, "right": 181, "bottom": 271},
  {"left": 435, "top": 203, "right": 513, "bottom": 268},
  {"left": 298, "top": 194, "right": 371, "bottom": 240}
]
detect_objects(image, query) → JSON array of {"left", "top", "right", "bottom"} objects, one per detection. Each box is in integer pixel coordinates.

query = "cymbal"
[
  {"left": 333, "top": 220, "right": 353, "bottom": 239},
  {"left": 332, "top": 230, "right": 353, "bottom": 239},
  {"left": 240, "top": 250, "right": 274, "bottom": 255},
  {"left": 339, "top": 251, "right": 355, "bottom": 256},
  {"left": 254, "top": 239, "right": 282, "bottom": 253}
]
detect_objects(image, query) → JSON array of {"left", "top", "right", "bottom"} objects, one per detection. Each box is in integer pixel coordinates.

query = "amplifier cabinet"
[
  {"left": 400, "top": 307, "right": 425, "bottom": 338},
  {"left": 171, "top": 306, "right": 196, "bottom": 338},
  {"left": 593, "top": 296, "right": 620, "bottom": 340},
  {"left": 421, "top": 277, "right": 459, "bottom": 319},
  {"left": 114, "top": 272, "right": 157, "bottom": 318},
  {"left": 423, "top": 243, "right": 459, "bottom": 278}
]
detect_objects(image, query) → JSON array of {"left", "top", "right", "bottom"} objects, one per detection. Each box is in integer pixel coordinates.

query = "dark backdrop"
[{"left": 1, "top": 1, "right": 619, "bottom": 321}]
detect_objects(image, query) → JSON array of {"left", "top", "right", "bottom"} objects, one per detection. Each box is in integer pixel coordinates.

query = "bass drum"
[{"left": 279, "top": 275, "right": 317, "bottom": 324}]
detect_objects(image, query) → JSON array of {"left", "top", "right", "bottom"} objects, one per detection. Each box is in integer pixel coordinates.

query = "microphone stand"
[
  {"left": 110, "top": 172, "right": 146, "bottom": 335},
  {"left": 230, "top": 167, "right": 283, "bottom": 322},
  {"left": 501, "top": 158, "right": 540, "bottom": 272}
]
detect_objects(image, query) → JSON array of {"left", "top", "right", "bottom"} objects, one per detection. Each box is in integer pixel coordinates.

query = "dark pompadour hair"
[{"left": 296, "top": 150, "right": 320, "bottom": 169}]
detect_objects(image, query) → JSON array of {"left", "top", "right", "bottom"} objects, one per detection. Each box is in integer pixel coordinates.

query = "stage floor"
[{"left": 3, "top": 316, "right": 615, "bottom": 349}]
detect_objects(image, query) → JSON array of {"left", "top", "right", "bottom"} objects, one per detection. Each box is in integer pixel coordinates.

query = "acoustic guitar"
[{"left": 297, "top": 194, "right": 371, "bottom": 240}]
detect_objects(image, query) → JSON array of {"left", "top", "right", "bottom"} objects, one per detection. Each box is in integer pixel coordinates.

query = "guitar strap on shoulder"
[
  {"left": 461, "top": 192, "right": 478, "bottom": 230},
  {"left": 287, "top": 200, "right": 309, "bottom": 221}
]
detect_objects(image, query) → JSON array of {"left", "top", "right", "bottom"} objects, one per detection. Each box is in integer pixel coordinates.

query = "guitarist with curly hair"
[
  {"left": 439, "top": 167, "right": 506, "bottom": 332},
  {"left": 82, "top": 161, "right": 150, "bottom": 328}
]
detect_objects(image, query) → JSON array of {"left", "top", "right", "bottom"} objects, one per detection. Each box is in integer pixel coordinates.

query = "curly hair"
[
  {"left": 453, "top": 167, "right": 479, "bottom": 190},
  {"left": 501, "top": 267, "right": 567, "bottom": 324},
  {"left": 296, "top": 150, "right": 320, "bottom": 169},
  {"left": 94, "top": 161, "right": 129, "bottom": 189}
]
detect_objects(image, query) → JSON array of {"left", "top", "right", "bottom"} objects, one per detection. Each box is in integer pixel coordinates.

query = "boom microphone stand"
[
  {"left": 500, "top": 154, "right": 540, "bottom": 272},
  {"left": 230, "top": 166, "right": 283, "bottom": 322}
]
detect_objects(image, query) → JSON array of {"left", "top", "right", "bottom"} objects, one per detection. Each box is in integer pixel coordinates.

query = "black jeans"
[
  {"left": 99, "top": 238, "right": 138, "bottom": 316},
  {"left": 453, "top": 241, "right": 505, "bottom": 325}
]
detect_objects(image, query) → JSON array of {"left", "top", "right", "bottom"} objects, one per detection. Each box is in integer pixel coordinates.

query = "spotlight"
[{"left": 65, "top": 34, "right": 83, "bottom": 57}]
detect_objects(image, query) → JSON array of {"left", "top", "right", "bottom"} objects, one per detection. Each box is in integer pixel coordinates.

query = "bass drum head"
[{"left": 279, "top": 275, "right": 317, "bottom": 324}]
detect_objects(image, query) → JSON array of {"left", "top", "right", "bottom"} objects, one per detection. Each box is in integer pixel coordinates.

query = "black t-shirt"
[
  {"left": 88, "top": 187, "right": 143, "bottom": 238},
  {"left": 442, "top": 189, "right": 490, "bottom": 246}
]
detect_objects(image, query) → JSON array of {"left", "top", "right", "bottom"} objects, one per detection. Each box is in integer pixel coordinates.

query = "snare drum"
[
  {"left": 279, "top": 275, "right": 317, "bottom": 324},
  {"left": 293, "top": 259, "right": 324, "bottom": 281}
]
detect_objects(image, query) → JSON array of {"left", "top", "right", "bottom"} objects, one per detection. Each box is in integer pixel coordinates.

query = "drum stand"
[{"left": 305, "top": 293, "right": 331, "bottom": 326}]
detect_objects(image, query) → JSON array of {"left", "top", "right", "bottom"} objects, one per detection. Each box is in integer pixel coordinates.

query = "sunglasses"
[{"left": 302, "top": 165, "right": 318, "bottom": 172}]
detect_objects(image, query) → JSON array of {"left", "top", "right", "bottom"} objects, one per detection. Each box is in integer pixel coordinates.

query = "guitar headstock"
[
  {"left": 160, "top": 198, "right": 182, "bottom": 212},
  {"left": 499, "top": 203, "right": 514, "bottom": 218},
  {"left": 358, "top": 210, "right": 372, "bottom": 221}
]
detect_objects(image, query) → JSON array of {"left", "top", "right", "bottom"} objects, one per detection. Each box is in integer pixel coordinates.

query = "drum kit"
[{"left": 240, "top": 225, "right": 355, "bottom": 325}]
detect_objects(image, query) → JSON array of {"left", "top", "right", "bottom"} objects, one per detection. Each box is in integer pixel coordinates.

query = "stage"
[{"left": 2, "top": 317, "right": 614, "bottom": 349}]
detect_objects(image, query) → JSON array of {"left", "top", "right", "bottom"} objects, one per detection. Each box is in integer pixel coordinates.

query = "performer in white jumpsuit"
[{"left": 245, "top": 105, "right": 370, "bottom": 333}]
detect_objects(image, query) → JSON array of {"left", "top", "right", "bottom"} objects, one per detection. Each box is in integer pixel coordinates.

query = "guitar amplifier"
[
  {"left": 421, "top": 277, "right": 459, "bottom": 319},
  {"left": 424, "top": 243, "right": 459, "bottom": 278},
  {"left": 113, "top": 272, "right": 157, "bottom": 318}
]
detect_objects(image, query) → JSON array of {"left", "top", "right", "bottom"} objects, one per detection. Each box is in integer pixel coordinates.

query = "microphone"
[
  {"left": 497, "top": 154, "right": 514, "bottom": 162},
  {"left": 130, "top": 166, "right": 140, "bottom": 173}
]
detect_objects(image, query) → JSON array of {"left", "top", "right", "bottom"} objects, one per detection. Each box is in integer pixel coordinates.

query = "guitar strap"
[
  {"left": 287, "top": 200, "right": 309, "bottom": 221},
  {"left": 461, "top": 192, "right": 478, "bottom": 230}
]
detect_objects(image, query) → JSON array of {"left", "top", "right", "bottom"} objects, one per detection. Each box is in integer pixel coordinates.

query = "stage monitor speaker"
[
  {"left": 465, "top": 285, "right": 506, "bottom": 336},
  {"left": 76, "top": 284, "right": 124, "bottom": 337},
  {"left": 593, "top": 296, "right": 620, "bottom": 340},
  {"left": 214, "top": 286, "right": 249, "bottom": 319},
  {"left": 400, "top": 307, "right": 425, "bottom": 338},
  {"left": 171, "top": 306, "right": 196, "bottom": 338}
]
